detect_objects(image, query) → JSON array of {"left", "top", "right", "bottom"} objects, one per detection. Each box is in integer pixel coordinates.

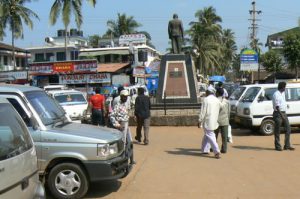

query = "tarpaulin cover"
[{"left": 209, "top": 75, "right": 226, "bottom": 82}]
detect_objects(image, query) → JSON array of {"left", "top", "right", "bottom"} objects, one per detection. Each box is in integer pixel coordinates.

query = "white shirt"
[
  {"left": 198, "top": 94, "right": 221, "bottom": 130},
  {"left": 272, "top": 90, "right": 287, "bottom": 112}
]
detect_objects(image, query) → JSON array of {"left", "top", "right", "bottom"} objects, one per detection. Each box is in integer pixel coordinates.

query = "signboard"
[
  {"left": 53, "top": 62, "right": 74, "bottom": 72},
  {"left": 119, "top": 34, "right": 147, "bottom": 46},
  {"left": 29, "top": 59, "right": 98, "bottom": 75},
  {"left": 0, "top": 71, "right": 28, "bottom": 80},
  {"left": 59, "top": 73, "right": 111, "bottom": 84},
  {"left": 240, "top": 49, "right": 259, "bottom": 71}
]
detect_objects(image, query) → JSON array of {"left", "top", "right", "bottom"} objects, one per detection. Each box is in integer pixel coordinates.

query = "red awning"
[{"left": 97, "top": 63, "right": 129, "bottom": 72}]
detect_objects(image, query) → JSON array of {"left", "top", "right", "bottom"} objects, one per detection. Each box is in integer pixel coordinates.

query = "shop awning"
[
  {"left": 79, "top": 49, "right": 130, "bottom": 57},
  {"left": 97, "top": 63, "right": 130, "bottom": 72}
]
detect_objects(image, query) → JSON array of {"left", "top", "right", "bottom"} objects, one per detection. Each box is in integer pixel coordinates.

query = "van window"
[
  {"left": 230, "top": 87, "right": 246, "bottom": 100},
  {"left": 264, "top": 88, "right": 277, "bottom": 101},
  {"left": 242, "top": 87, "right": 261, "bottom": 102},
  {"left": 0, "top": 104, "right": 33, "bottom": 161},
  {"left": 286, "top": 88, "right": 300, "bottom": 101}
]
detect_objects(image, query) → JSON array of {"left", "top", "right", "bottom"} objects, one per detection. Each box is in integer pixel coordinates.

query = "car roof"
[
  {"left": 47, "top": 89, "right": 83, "bottom": 95},
  {"left": 0, "top": 84, "right": 42, "bottom": 93},
  {"left": 0, "top": 97, "right": 10, "bottom": 104}
]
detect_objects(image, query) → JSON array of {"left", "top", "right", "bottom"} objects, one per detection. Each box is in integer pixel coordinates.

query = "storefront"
[{"left": 0, "top": 71, "right": 29, "bottom": 84}]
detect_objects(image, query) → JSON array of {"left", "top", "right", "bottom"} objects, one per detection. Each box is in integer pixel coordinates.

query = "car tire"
[
  {"left": 260, "top": 119, "right": 274, "bottom": 136},
  {"left": 47, "top": 163, "right": 89, "bottom": 199}
]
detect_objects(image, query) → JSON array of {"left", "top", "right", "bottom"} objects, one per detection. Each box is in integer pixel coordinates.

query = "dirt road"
[{"left": 83, "top": 127, "right": 300, "bottom": 198}]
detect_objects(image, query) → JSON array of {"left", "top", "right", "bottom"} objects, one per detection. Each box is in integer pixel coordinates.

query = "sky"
[{"left": 2, "top": 0, "right": 300, "bottom": 54}]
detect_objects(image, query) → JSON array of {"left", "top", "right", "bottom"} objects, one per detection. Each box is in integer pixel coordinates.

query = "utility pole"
[{"left": 249, "top": 1, "right": 262, "bottom": 83}]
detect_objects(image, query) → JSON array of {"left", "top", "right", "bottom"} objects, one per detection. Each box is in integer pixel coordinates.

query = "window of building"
[
  {"left": 104, "top": 54, "right": 111, "bottom": 63},
  {"left": 46, "top": 53, "right": 54, "bottom": 61},
  {"left": 35, "top": 53, "right": 44, "bottom": 62},
  {"left": 3, "top": 56, "right": 8, "bottom": 65},
  {"left": 70, "top": 51, "right": 79, "bottom": 60},
  {"left": 121, "top": 55, "right": 129, "bottom": 63},
  {"left": 56, "top": 52, "right": 66, "bottom": 61}
]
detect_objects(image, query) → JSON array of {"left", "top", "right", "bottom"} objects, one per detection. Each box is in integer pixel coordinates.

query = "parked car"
[
  {"left": 48, "top": 89, "right": 88, "bottom": 121},
  {"left": 0, "top": 97, "right": 45, "bottom": 199},
  {"left": 235, "top": 83, "right": 300, "bottom": 135},
  {"left": 0, "top": 84, "right": 133, "bottom": 199},
  {"left": 229, "top": 84, "right": 252, "bottom": 120}
]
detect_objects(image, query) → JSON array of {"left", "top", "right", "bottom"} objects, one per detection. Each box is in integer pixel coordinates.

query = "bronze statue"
[{"left": 168, "top": 14, "right": 184, "bottom": 54}]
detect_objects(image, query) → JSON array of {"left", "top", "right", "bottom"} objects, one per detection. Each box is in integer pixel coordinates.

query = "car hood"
[{"left": 49, "top": 122, "right": 122, "bottom": 143}]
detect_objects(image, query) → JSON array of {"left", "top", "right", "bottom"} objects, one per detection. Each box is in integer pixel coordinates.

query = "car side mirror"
[
  {"left": 258, "top": 95, "right": 264, "bottom": 102},
  {"left": 30, "top": 117, "right": 39, "bottom": 130}
]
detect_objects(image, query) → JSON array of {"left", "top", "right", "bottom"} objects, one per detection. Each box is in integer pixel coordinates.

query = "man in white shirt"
[
  {"left": 198, "top": 85, "right": 222, "bottom": 159},
  {"left": 272, "top": 82, "right": 294, "bottom": 151}
]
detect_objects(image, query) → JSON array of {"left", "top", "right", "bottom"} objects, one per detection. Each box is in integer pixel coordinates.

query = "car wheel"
[
  {"left": 47, "top": 163, "right": 89, "bottom": 199},
  {"left": 260, "top": 119, "right": 274, "bottom": 136}
]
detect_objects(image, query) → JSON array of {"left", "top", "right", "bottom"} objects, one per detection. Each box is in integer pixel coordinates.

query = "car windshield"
[
  {"left": 230, "top": 86, "right": 246, "bottom": 100},
  {"left": 241, "top": 87, "right": 261, "bottom": 102},
  {"left": 0, "top": 104, "right": 33, "bottom": 160},
  {"left": 54, "top": 93, "right": 87, "bottom": 105},
  {"left": 25, "top": 90, "right": 66, "bottom": 126}
]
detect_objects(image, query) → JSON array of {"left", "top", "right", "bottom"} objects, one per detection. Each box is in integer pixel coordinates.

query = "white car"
[{"left": 48, "top": 89, "right": 88, "bottom": 121}]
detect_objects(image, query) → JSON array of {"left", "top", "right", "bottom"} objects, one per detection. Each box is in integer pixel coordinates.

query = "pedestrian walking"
[
  {"left": 110, "top": 89, "right": 135, "bottom": 164},
  {"left": 113, "top": 86, "right": 131, "bottom": 110},
  {"left": 272, "top": 82, "right": 295, "bottom": 151},
  {"left": 198, "top": 85, "right": 222, "bottom": 159},
  {"left": 134, "top": 87, "right": 151, "bottom": 145},
  {"left": 217, "top": 82, "right": 228, "bottom": 98},
  {"left": 89, "top": 87, "right": 105, "bottom": 126},
  {"left": 215, "top": 88, "right": 230, "bottom": 153}
]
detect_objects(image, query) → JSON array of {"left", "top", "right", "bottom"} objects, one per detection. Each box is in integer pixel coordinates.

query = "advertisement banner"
[
  {"left": 59, "top": 73, "right": 111, "bottom": 84},
  {"left": 53, "top": 62, "right": 74, "bottom": 72},
  {"left": 240, "top": 49, "right": 259, "bottom": 71}
]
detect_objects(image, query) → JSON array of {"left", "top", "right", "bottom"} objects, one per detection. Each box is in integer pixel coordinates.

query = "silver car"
[
  {"left": 0, "top": 84, "right": 133, "bottom": 199},
  {"left": 0, "top": 97, "right": 45, "bottom": 199}
]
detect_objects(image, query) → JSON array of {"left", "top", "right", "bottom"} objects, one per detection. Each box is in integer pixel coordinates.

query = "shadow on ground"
[
  {"left": 232, "top": 145, "right": 275, "bottom": 151},
  {"left": 46, "top": 180, "right": 121, "bottom": 199},
  {"left": 165, "top": 148, "right": 216, "bottom": 159}
]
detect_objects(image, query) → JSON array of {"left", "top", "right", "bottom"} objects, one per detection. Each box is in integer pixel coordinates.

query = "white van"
[
  {"left": 0, "top": 98, "right": 45, "bottom": 199},
  {"left": 235, "top": 83, "right": 300, "bottom": 135},
  {"left": 229, "top": 84, "right": 252, "bottom": 120}
]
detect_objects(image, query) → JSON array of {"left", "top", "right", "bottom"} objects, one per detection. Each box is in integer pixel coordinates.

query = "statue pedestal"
[{"left": 156, "top": 54, "right": 198, "bottom": 103}]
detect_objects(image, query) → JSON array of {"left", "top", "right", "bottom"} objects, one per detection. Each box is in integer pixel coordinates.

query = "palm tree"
[
  {"left": 105, "top": 13, "right": 141, "bottom": 38},
  {"left": 219, "top": 29, "right": 237, "bottom": 74},
  {"left": 188, "top": 6, "right": 223, "bottom": 76},
  {"left": 49, "top": 0, "right": 96, "bottom": 60},
  {"left": 0, "top": 0, "right": 39, "bottom": 70}
]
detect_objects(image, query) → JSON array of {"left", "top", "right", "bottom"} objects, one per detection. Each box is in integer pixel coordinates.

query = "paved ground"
[{"left": 48, "top": 126, "right": 300, "bottom": 199}]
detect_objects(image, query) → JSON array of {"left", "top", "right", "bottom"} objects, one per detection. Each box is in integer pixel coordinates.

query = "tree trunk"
[
  {"left": 12, "top": 24, "right": 16, "bottom": 70},
  {"left": 64, "top": 26, "right": 68, "bottom": 60},
  {"left": 296, "top": 67, "right": 298, "bottom": 81}
]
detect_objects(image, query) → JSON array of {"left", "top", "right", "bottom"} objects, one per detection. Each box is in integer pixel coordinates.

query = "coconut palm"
[
  {"left": 105, "top": 13, "right": 141, "bottom": 38},
  {"left": 49, "top": 0, "right": 96, "bottom": 60},
  {"left": 0, "top": 0, "right": 39, "bottom": 70},
  {"left": 219, "top": 29, "right": 237, "bottom": 74},
  {"left": 188, "top": 6, "right": 223, "bottom": 76}
]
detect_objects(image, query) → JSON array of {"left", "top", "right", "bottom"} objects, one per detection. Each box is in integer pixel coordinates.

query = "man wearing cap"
[
  {"left": 198, "top": 85, "right": 222, "bottom": 159},
  {"left": 110, "top": 89, "right": 135, "bottom": 164}
]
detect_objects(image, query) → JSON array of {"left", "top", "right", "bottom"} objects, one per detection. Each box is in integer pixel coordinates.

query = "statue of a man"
[{"left": 168, "top": 13, "right": 184, "bottom": 54}]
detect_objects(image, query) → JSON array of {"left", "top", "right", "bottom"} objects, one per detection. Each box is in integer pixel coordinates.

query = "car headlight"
[
  {"left": 243, "top": 108, "right": 250, "bottom": 115},
  {"left": 97, "top": 143, "right": 118, "bottom": 158}
]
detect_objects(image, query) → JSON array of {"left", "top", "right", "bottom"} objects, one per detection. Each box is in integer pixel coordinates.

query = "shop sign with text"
[{"left": 59, "top": 73, "right": 111, "bottom": 84}]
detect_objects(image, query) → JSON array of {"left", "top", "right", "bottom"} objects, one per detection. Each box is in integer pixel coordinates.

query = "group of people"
[
  {"left": 198, "top": 85, "right": 230, "bottom": 159},
  {"left": 199, "top": 81, "right": 295, "bottom": 159},
  {"left": 89, "top": 86, "right": 151, "bottom": 146}
]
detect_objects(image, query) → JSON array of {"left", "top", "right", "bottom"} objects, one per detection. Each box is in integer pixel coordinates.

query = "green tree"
[
  {"left": 188, "top": 6, "right": 222, "bottom": 76},
  {"left": 0, "top": 0, "right": 39, "bottom": 69},
  {"left": 261, "top": 50, "right": 283, "bottom": 73},
  {"left": 49, "top": 0, "right": 96, "bottom": 60},
  {"left": 88, "top": 34, "right": 101, "bottom": 48},
  {"left": 219, "top": 29, "right": 237, "bottom": 74},
  {"left": 105, "top": 13, "right": 141, "bottom": 38},
  {"left": 283, "top": 32, "right": 300, "bottom": 80}
]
